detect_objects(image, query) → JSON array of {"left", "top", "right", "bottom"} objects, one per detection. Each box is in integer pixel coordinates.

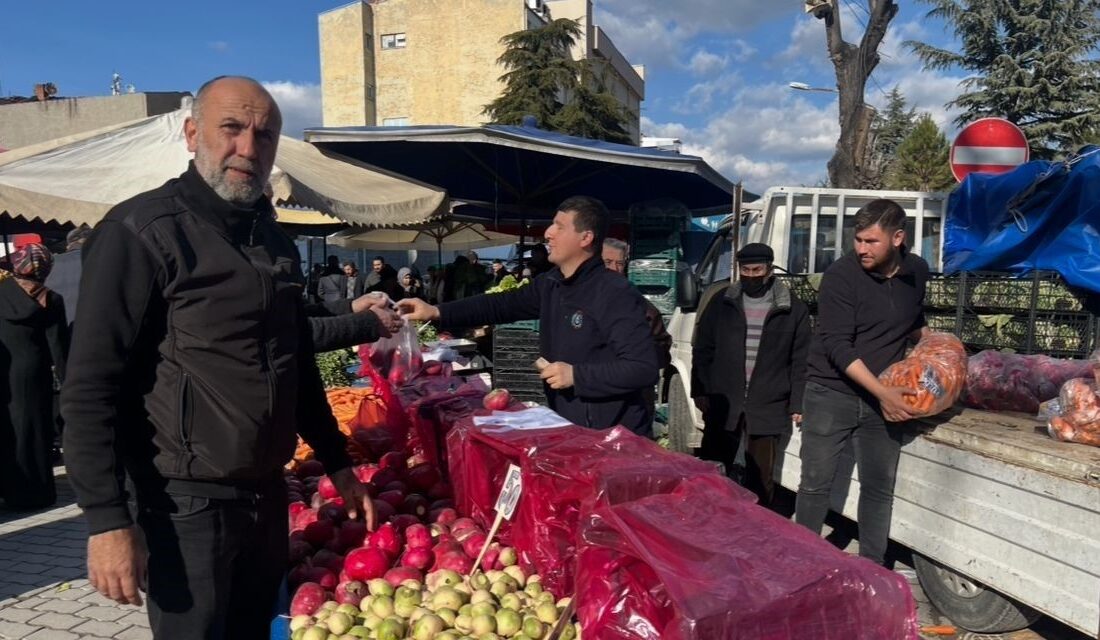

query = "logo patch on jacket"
[{"left": 570, "top": 311, "right": 584, "bottom": 329}]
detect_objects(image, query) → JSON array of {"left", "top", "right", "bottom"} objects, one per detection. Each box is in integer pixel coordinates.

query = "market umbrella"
[
  {"left": 0, "top": 107, "right": 449, "bottom": 227},
  {"left": 328, "top": 220, "right": 520, "bottom": 266},
  {"left": 304, "top": 121, "right": 743, "bottom": 220}
]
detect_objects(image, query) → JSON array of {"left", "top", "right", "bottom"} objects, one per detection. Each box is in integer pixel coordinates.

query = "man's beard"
[{"left": 194, "top": 148, "right": 266, "bottom": 206}]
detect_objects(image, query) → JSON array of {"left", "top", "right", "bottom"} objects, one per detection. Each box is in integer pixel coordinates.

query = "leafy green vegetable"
[
  {"left": 486, "top": 274, "right": 531, "bottom": 294},
  {"left": 316, "top": 348, "right": 357, "bottom": 389}
]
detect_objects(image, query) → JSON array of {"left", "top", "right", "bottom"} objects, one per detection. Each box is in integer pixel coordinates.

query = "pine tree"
[
  {"left": 484, "top": 19, "right": 631, "bottom": 143},
  {"left": 483, "top": 19, "right": 581, "bottom": 128},
  {"left": 551, "top": 63, "right": 632, "bottom": 144},
  {"left": 865, "top": 87, "right": 918, "bottom": 188},
  {"left": 909, "top": 0, "right": 1100, "bottom": 159},
  {"left": 886, "top": 114, "right": 955, "bottom": 192}
]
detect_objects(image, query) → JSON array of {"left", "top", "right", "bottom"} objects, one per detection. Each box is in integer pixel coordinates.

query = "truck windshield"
[{"left": 697, "top": 228, "right": 734, "bottom": 286}]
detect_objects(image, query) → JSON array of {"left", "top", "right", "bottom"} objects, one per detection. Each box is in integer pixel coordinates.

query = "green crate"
[
  {"left": 643, "top": 289, "right": 677, "bottom": 315},
  {"left": 628, "top": 259, "right": 678, "bottom": 288},
  {"left": 497, "top": 319, "right": 540, "bottom": 331}
]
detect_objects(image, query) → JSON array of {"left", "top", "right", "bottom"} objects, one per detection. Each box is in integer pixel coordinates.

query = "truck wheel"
[
  {"left": 912, "top": 554, "right": 1040, "bottom": 633},
  {"left": 667, "top": 373, "right": 694, "bottom": 454}
]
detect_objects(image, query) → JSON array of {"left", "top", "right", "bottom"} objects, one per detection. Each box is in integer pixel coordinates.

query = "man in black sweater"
[
  {"left": 399, "top": 197, "right": 659, "bottom": 436},
  {"left": 795, "top": 199, "right": 929, "bottom": 566},
  {"left": 61, "top": 76, "right": 380, "bottom": 638},
  {"left": 692, "top": 243, "right": 810, "bottom": 508}
]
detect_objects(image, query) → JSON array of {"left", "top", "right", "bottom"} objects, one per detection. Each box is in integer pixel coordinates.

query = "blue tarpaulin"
[{"left": 944, "top": 146, "right": 1100, "bottom": 294}]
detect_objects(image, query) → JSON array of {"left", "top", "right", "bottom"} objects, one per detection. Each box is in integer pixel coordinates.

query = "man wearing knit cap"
[{"left": 691, "top": 242, "right": 811, "bottom": 507}]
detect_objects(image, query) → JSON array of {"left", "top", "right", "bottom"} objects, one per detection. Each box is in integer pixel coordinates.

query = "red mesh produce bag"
[
  {"left": 575, "top": 474, "right": 918, "bottom": 640},
  {"left": 353, "top": 361, "right": 410, "bottom": 450},
  {"left": 879, "top": 332, "right": 967, "bottom": 417},
  {"left": 446, "top": 421, "right": 735, "bottom": 595},
  {"left": 1045, "top": 378, "right": 1100, "bottom": 446},
  {"left": 961, "top": 350, "right": 1094, "bottom": 413}
]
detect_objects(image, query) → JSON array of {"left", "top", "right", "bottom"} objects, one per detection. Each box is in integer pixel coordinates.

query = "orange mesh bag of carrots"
[
  {"left": 1046, "top": 378, "right": 1100, "bottom": 446},
  {"left": 878, "top": 332, "right": 967, "bottom": 418}
]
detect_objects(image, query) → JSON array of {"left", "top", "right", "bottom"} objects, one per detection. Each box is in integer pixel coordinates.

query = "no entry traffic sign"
[{"left": 950, "top": 117, "right": 1029, "bottom": 182}]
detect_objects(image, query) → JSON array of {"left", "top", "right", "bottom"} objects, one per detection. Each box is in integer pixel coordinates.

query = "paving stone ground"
[{"left": 0, "top": 471, "right": 150, "bottom": 640}]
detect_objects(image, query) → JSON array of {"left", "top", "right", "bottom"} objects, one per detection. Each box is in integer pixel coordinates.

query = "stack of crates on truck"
[
  {"left": 628, "top": 200, "right": 692, "bottom": 317},
  {"left": 923, "top": 271, "right": 1100, "bottom": 358}
]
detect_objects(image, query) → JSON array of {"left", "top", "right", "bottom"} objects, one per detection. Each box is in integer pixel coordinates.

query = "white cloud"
[
  {"left": 591, "top": 0, "right": 785, "bottom": 69},
  {"left": 688, "top": 50, "right": 727, "bottom": 77},
  {"left": 673, "top": 73, "right": 742, "bottom": 114},
  {"left": 207, "top": 41, "right": 230, "bottom": 54},
  {"left": 644, "top": 86, "right": 842, "bottom": 191},
  {"left": 262, "top": 81, "right": 322, "bottom": 139}
]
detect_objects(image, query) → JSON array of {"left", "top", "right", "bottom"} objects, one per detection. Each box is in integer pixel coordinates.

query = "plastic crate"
[
  {"left": 629, "top": 212, "right": 690, "bottom": 234},
  {"left": 628, "top": 259, "right": 678, "bottom": 289},
  {"left": 497, "top": 319, "right": 540, "bottom": 331},
  {"left": 774, "top": 274, "right": 820, "bottom": 310},
  {"left": 925, "top": 274, "right": 962, "bottom": 311},
  {"left": 960, "top": 271, "right": 1090, "bottom": 313},
  {"left": 643, "top": 289, "right": 678, "bottom": 315}
]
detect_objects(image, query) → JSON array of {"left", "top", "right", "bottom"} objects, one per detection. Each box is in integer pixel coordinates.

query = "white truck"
[{"left": 661, "top": 187, "right": 1100, "bottom": 637}]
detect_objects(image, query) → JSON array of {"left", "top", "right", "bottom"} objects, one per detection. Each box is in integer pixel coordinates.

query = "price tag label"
[{"left": 494, "top": 464, "right": 523, "bottom": 520}]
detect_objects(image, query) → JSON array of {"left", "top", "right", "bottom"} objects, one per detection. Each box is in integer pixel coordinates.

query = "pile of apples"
[{"left": 288, "top": 566, "right": 579, "bottom": 640}]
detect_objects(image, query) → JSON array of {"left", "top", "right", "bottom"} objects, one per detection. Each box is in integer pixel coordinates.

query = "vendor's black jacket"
[
  {"left": 61, "top": 163, "right": 351, "bottom": 535},
  {"left": 441, "top": 255, "right": 659, "bottom": 436},
  {"left": 692, "top": 279, "right": 811, "bottom": 436},
  {"left": 806, "top": 250, "right": 928, "bottom": 399}
]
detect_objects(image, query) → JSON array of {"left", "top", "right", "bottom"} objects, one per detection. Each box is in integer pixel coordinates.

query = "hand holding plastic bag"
[
  {"left": 879, "top": 332, "right": 967, "bottom": 418},
  {"left": 386, "top": 321, "right": 423, "bottom": 386}
]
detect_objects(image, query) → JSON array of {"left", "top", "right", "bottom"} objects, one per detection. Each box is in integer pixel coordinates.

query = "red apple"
[
  {"left": 344, "top": 547, "right": 391, "bottom": 582},
  {"left": 367, "top": 523, "right": 402, "bottom": 558},
  {"left": 384, "top": 566, "right": 424, "bottom": 588},
  {"left": 405, "top": 524, "right": 432, "bottom": 550},
  {"left": 483, "top": 388, "right": 512, "bottom": 411},
  {"left": 334, "top": 580, "right": 367, "bottom": 606},
  {"left": 377, "top": 490, "right": 405, "bottom": 509},
  {"left": 400, "top": 547, "right": 433, "bottom": 571},
  {"left": 317, "top": 476, "right": 340, "bottom": 500},
  {"left": 407, "top": 464, "right": 442, "bottom": 492}
]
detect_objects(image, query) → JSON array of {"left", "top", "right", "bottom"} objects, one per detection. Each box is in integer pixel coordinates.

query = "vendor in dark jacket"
[
  {"left": 398, "top": 196, "right": 659, "bottom": 436},
  {"left": 795, "top": 199, "right": 929, "bottom": 567},
  {"left": 61, "top": 77, "right": 389, "bottom": 638},
  {"left": 692, "top": 243, "right": 810, "bottom": 507}
]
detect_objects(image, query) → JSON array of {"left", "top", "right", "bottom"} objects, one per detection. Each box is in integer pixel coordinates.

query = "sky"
[{"left": 1, "top": 0, "right": 966, "bottom": 194}]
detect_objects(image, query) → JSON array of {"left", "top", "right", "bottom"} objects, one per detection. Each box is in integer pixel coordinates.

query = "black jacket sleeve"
[
  {"left": 691, "top": 289, "right": 721, "bottom": 399},
  {"left": 816, "top": 269, "right": 860, "bottom": 372},
  {"left": 788, "top": 305, "right": 811, "bottom": 414},
  {"left": 295, "top": 305, "right": 354, "bottom": 474},
  {"left": 305, "top": 299, "right": 353, "bottom": 317},
  {"left": 46, "top": 294, "right": 69, "bottom": 383},
  {"left": 62, "top": 220, "right": 165, "bottom": 535},
  {"left": 645, "top": 301, "right": 672, "bottom": 370},
  {"left": 439, "top": 279, "right": 541, "bottom": 328},
  {"left": 309, "top": 312, "right": 384, "bottom": 352},
  {"left": 572, "top": 289, "right": 659, "bottom": 397}
]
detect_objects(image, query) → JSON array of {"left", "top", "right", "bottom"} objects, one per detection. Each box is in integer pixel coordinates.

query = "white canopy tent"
[
  {"left": 0, "top": 108, "right": 449, "bottom": 228},
  {"left": 328, "top": 220, "right": 520, "bottom": 266}
]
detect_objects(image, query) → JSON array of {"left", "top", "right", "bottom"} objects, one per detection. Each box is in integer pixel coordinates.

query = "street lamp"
[{"left": 788, "top": 81, "right": 838, "bottom": 93}]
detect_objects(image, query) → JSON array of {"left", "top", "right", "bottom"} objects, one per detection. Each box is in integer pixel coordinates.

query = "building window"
[
  {"left": 365, "top": 33, "right": 373, "bottom": 50},
  {"left": 367, "top": 85, "right": 376, "bottom": 100},
  {"left": 381, "top": 33, "right": 407, "bottom": 49},
  {"left": 382, "top": 117, "right": 410, "bottom": 127}
]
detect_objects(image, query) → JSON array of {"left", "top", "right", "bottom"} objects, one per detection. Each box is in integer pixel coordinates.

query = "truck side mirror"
[{"left": 675, "top": 261, "right": 698, "bottom": 309}]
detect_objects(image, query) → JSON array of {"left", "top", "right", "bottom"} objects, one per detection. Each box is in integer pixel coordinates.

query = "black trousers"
[
  {"left": 137, "top": 481, "right": 287, "bottom": 640},
  {"left": 699, "top": 414, "right": 780, "bottom": 508},
  {"left": 794, "top": 381, "right": 904, "bottom": 566}
]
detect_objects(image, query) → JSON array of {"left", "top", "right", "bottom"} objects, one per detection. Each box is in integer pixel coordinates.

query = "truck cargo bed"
[{"left": 777, "top": 408, "right": 1100, "bottom": 636}]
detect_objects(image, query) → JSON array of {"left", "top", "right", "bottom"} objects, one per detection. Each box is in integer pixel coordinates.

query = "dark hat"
[{"left": 736, "top": 243, "right": 774, "bottom": 265}]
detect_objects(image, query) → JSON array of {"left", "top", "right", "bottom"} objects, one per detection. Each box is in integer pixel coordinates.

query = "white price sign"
[{"left": 494, "top": 464, "right": 523, "bottom": 520}]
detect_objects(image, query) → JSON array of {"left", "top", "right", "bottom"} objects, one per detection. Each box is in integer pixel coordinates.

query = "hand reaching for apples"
[
  {"left": 87, "top": 526, "right": 147, "bottom": 606},
  {"left": 539, "top": 361, "right": 574, "bottom": 390},
  {"left": 329, "top": 467, "right": 377, "bottom": 531},
  {"left": 396, "top": 298, "right": 440, "bottom": 322}
]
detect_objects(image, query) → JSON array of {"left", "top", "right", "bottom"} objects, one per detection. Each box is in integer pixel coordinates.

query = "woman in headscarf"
[
  {"left": 0, "top": 243, "right": 68, "bottom": 509},
  {"left": 397, "top": 267, "right": 426, "bottom": 301}
]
